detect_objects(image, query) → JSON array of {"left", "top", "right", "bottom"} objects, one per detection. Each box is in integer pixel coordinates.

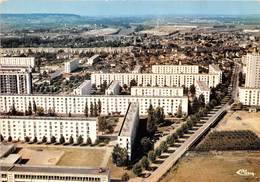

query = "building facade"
[
  {"left": 195, "top": 80, "right": 210, "bottom": 104},
  {"left": 1, "top": 164, "right": 110, "bottom": 182},
  {"left": 0, "top": 67, "right": 32, "bottom": 94},
  {"left": 244, "top": 53, "right": 260, "bottom": 88},
  {"left": 239, "top": 87, "right": 260, "bottom": 106},
  {"left": 91, "top": 73, "right": 221, "bottom": 88},
  {"left": 73, "top": 80, "right": 92, "bottom": 95},
  {"left": 152, "top": 64, "right": 199, "bottom": 74},
  {"left": 130, "top": 86, "right": 183, "bottom": 97},
  {"left": 0, "top": 94, "right": 188, "bottom": 116},
  {"left": 0, "top": 57, "right": 35, "bottom": 68},
  {"left": 0, "top": 116, "right": 97, "bottom": 143},
  {"left": 118, "top": 102, "right": 139, "bottom": 159},
  {"left": 105, "top": 81, "right": 120, "bottom": 95},
  {"left": 64, "top": 59, "right": 79, "bottom": 73}
]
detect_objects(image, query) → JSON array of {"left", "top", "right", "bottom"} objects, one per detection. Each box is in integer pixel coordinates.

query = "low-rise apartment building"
[
  {"left": 130, "top": 86, "right": 183, "bottom": 97},
  {"left": 0, "top": 94, "right": 188, "bottom": 116},
  {"left": 105, "top": 81, "right": 120, "bottom": 95},
  {"left": 91, "top": 73, "right": 220, "bottom": 88},
  {"left": 1, "top": 164, "right": 110, "bottom": 182},
  {"left": 64, "top": 58, "right": 79, "bottom": 73},
  {"left": 0, "top": 116, "right": 97, "bottom": 143},
  {"left": 0, "top": 57, "right": 35, "bottom": 68},
  {"left": 152, "top": 64, "right": 199, "bottom": 74},
  {"left": 73, "top": 80, "right": 92, "bottom": 95}
]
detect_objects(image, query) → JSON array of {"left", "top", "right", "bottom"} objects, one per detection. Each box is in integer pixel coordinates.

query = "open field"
[
  {"left": 216, "top": 111, "right": 260, "bottom": 136},
  {"left": 161, "top": 151, "right": 260, "bottom": 182},
  {"left": 18, "top": 144, "right": 107, "bottom": 167}
]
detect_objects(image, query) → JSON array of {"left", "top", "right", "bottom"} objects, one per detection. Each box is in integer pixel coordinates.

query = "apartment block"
[
  {"left": 0, "top": 116, "right": 97, "bottom": 143},
  {"left": 118, "top": 102, "right": 139, "bottom": 159},
  {"left": 0, "top": 66, "right": 32, "bottom": 94},
  {"left": 130, "top": 86, "right": 183, "bottom": 97},
  {"left": 1, "top": 164, "right": 110, "bottom": 182},
  {"left": 0, "top": 94, "right": 188, "bottom": 116}
]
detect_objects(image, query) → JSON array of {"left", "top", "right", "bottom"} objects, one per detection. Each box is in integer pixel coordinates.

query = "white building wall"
[
  {"left": 0, "top": 117, "right": 97, "bottom": 143},
  {"left": 239, "top": 87, "right": 260, "bottom": 106},
  {"left": 244, "top": 53, "right": 260, "bottom": 88},
  {"left": 91, "top": 73, "right": 220, "bottom": 88},
  {"left": 152, "top": 64, "right": 199, "bottom": 74},
  {"left": 73, "top": 80, "right": 92, "bottom": 95},
  {"left": 0, "top": 95, "right": 188, "bottom": 116},
  {"left": 131, "top": 86, "right": 183, "bottom": 97},
  {"left": 64, "top": 59, "right": 79, "bottom": 73},
  {"left": 0, "top": 57, "right": 35, "bottom": 68}
]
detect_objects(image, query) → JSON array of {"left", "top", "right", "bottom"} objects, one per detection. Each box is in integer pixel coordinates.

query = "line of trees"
[{"left": 84, "top": 100, "right": 102, "bottom": 117}]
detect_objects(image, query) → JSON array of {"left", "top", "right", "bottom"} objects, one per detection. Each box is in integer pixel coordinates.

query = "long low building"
[
  {"left": 0, "top": 94, "right": 188, "bottom": 116},
  {"left": 239, "top": 87, "right": 260, "bottom": 106},
  {"left": 1, "top": 164, "right": 110, "bottom": 182},
  {"left": 91, "top": 73, "right": 221, "bottom": 88},
  {"left": 0, "top": 116, "right": 97, "bottom": 143},
  {"left": 0, "top": 57, "right": 35, "bottom": 68},
  {"left": 130, "top": 86, "right": 183, "bottom": 97},
  {"left": 152, "top": 64, "right": 199, "bottom": 74},
  {"left": 118, "top": 102, "right": 139, "bottom": 160}
]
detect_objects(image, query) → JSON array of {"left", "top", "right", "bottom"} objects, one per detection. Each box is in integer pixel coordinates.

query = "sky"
[{"left": 1, "top": 0, "right": 260, "bottom": 17}]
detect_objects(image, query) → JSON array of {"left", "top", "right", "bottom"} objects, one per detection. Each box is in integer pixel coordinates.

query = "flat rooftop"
[
  {"left": 1, "top": 164, "right": 109, "bottom": 175},
  {"left": 0, "top": 143, "right": 15, "bottom": 158},
  {"left": 119, "top": 102, "right": 139, "bottom": 137}
]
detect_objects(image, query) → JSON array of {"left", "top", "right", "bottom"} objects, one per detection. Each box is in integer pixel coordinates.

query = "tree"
[
  {"left": 130, "top": 79, "right": 137, "bottom": 87},
  {"left": 68, "top": 112, "right": 72, "bottom": 117},
  {"left": 33, "top": 136, "right": 37, "bottom": 143},
  {"left": 198, "top": 94, "right": 205, "bottom": 107},
  {"left": 176, "top": 127, "right": 184, "bottom": 137},
  {"left": 191, "top": 97, "right": 200, "bottom": 114},
  {"left": 141, "top": 156, "right": 150, "bottom": 170},
  {"left": 28, "top": 101, "right": 32, "bottom": 115},
  {"left": 189, "top": 84, "right": 196, "bottom": 95},
  {"left": 181, "top": 123, "right": 189, "bottom": 134},
  {"left": 84, "top": 102, "right": 89, "bottom": 117},
  {"left": 123, "top": 84, "right": 128, "bottom": 91},
  {"left": 154, "top": 106, "right": 165, "bottom": 125},
  {"left": 155, "top": 147, "right": 162, "bottom": 157},
  {"left": 36, "top": 107, "right": 44, "bottom": 116},
  {"left": 77, "top": 135, "right": 83, "bottom": 144},
  {"left": 98, "top": 116, "right": 108, "bottom": 134},
  {"left": 132, "top": 163, "right": 142, "bottom": 176},
  {"left": 166, "top": 135, "right": 175, "bottom": 146},
  {"left": 86, "top": 137, "right": 92, "bottom": 145},
  {"left": 112, "top": 145, "right": 128, "bottom": 166},
  {"left": 42, "top": 136, "right": 47, "bottom": 143},
  {"left": 24, "top": 136, "right": 30, "bottom": 142},
  {"left": 90, "top": 102, "right": 94, "bottom": 117},
  {"left": 0, "top": 134, "right": 4, "bottom": 142},
  {"left": 141, "top": 137, "right": 152, "bottom": 153},
  {"left": 33, "top": 100, "right": 37, "bottom": 114},
  {"left": 10, "top": 102, "right": 17, "bottom": 115},
  {"left": 50, "top": 136, "right": 56, "bottom": 143},
  {"left": 121, "top": 172, "right": 130, "bottom": 181},
  {"left": 159, "top": 141, "right": 168, "bottom": 152},
  {"left": 59, "top": 135, "right": 65, "bottom": 144},
  {"left": 8, "top": 136, "right": 12, "bottom": 142},
  {"left": 69, "top": 136, "right": 74, "bottom": 144},
  {"left": 176, "top": 105, "right": 183, "bottom": 118},
  {"left": 98, "top": 99, "right": 102, "bottom": 115},
  {"left": 148, "top": 150, "right": 156, "bottom": 163},
  {"left": 94, "top": 102, "right": 98, "bottom": 117}
]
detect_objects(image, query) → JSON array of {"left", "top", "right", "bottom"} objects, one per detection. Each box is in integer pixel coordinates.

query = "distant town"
[{"left": 0, "top": 13, "right": 260, "bottom": 182}]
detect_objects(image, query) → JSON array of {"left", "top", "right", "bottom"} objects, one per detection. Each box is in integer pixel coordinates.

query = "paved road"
[{"left": 143, "top": 103, "right": 229, "bottom": 182}]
